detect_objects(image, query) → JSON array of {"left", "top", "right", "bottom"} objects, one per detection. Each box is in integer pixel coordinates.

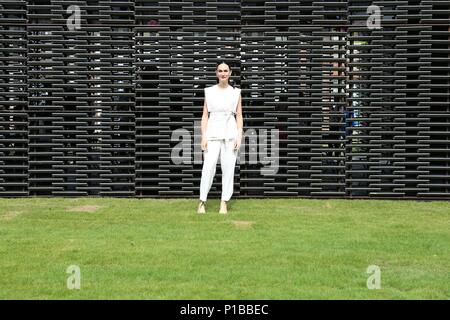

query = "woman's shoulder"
[{"left": 205, "top": 84, "right": 216, "bottom": 90}]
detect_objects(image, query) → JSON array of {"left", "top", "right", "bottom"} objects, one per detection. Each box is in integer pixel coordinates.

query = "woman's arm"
[
  {"left": 235, "top": 93, "right": 243, "bottom": 139},
  {"left": 234, "top": 93, "right": 243, "bottom": 151},
  {"left": 201, "top": 99, "right": 209, "bottom": 139}
]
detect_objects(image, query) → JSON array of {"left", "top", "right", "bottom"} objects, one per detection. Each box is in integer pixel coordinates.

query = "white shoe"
[
  {"left": 219, "top": 201, "right": 228, "bottom": 214},
  {"left": 197, "top": 200, "right": 206, "bottom": 214}
]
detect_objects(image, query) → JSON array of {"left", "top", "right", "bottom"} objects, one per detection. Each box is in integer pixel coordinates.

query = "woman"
[{"left": 197, "top": 61, "right": 243, "bottom": 214}]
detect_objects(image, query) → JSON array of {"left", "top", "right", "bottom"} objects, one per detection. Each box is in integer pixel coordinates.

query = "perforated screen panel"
[{"left": 0, "top": 1, "right": 449, "bottom": 199}]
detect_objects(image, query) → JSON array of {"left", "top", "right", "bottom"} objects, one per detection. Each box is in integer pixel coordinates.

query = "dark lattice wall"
[{"left": 0, "top": 1, "right": 449, "bottom": 199}]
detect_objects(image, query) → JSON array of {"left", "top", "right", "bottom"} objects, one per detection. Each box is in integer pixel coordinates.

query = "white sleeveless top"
[{"left": 204, "top": 84, "right": 241, "bottom": 140}]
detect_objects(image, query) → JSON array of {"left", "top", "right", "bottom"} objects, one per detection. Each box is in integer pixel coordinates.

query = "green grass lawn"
[{"left": 0, "top": 197, "right": 449, "bottom": 299}]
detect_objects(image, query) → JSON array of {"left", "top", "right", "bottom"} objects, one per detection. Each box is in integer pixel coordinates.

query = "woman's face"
[{"left": 216, "top": 63, "right": 232, "bottom": 84}]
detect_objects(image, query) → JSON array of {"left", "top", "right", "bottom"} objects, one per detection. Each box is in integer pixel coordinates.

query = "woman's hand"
[
  {"left": 234, "top": 129, "right": 243, "bottom": 150},
  {"left": 234, "top": 137, "right": 241, "bottom": 150},
  {"left": 201, "top": 137, "right": 208, "bottom": 151}
]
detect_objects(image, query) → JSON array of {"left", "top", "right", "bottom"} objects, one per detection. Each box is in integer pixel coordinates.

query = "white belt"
[
  {"left": 209, "top": 111, "right": 236, "bottom": 122},
  {"left": 207, "top": 111, "right": 237, "bottom": 139}
]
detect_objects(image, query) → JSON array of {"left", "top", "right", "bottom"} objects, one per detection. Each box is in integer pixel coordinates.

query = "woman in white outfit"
[{"left": 197, "top": 61, "right": 243, "bottom": 214}]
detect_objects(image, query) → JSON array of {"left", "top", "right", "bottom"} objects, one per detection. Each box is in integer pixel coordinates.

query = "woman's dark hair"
[{"left": 216, "top": 60, "right": 232, "bottom": 71}]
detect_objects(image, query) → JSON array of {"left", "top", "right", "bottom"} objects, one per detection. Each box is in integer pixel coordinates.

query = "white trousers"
[{"left": 199, "top": 139, "right": 238, "bottom": 202}]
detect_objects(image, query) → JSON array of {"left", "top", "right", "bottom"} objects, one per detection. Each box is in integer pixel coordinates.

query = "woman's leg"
[
  {"left": 199, "top": 139, "right": 221, "bottom": 201},
  {"left": 220, "top": 139, "right": 238, "bottom": 201}
]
